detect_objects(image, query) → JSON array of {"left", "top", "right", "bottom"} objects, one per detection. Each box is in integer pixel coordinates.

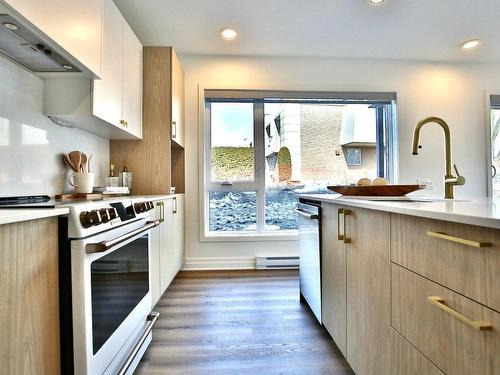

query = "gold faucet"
[{"left": 412, "top": 116, "right": 465, "bottom": 199}]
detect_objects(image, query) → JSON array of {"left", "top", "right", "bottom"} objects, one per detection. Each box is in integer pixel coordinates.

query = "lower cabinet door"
[
  {"left": 390, "top": 328, "right": 443, "bottom": 375},
  {"left": 321, "top": 204, "right": 347, "bottom": 356},
  {"left": 172, "top": 195, "right": 185, "bottom": 273},
  {"left": 346, "top": 208, "right": 391, "bottom": 375},
  {"left": 159, "top": 199, "right": 174, "bottom": 294}
]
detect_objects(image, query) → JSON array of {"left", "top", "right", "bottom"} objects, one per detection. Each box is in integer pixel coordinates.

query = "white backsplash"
[{"left": 0, "top": 57, "right": 109, "bottom": 197}]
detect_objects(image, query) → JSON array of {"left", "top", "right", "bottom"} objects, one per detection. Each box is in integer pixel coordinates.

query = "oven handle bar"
[
  {"left": 86, "top": 220, "right": 161, "bottom": 253},
  {"left": 117, "top": 311, "right": 160, "bottom": 375}
]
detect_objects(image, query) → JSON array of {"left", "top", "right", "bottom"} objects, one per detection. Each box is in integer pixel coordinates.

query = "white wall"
[
  {"left": 0, "top": 57, "right": 109, "bottom": 197},
  {"left": 181, "top": 54, "right": 500, "bottom": 268}
]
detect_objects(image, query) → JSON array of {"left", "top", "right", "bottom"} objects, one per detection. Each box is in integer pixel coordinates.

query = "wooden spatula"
[
  {"left": 63, "top": 153, "right": 77, "bottom": 172},
  {"left": 80, "top": 153, "right": 88, "bottom": 172},
  {"left": 68, "top": 151, "right": 81, "bottom": 173}
]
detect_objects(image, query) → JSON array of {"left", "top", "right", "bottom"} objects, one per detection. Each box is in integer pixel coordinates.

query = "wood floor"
[{"left": 135, "top": 270, "right": 354, "bottom": 375}]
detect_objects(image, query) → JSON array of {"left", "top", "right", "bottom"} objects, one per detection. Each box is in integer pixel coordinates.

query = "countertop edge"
[
  {"left": 298, "top": 194, "right": 500, "bottom": 230},
  {"left": 0, "top": 207, "right": 70, "bottom": 225}
]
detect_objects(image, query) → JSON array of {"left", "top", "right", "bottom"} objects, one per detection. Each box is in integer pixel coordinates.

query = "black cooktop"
[{"left": 0, "top": 195, "right": 57, "bottom": 208}]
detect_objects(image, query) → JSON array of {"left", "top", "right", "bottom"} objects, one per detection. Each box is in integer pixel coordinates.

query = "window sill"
[{"left": 201, "top": 230, "right": 299, "bottom": 243}]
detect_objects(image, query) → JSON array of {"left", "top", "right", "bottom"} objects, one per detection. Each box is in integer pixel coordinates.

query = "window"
[{"left": 204, "top": 91, "right": 398, "bottom": 238}]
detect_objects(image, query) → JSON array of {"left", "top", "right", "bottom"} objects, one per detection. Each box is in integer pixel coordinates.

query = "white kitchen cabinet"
[
  {"left": 3, "top": 0, "right": 102, "bottom": 78},
  {"left": 150, "top": 195, "right": 185, "bottom": 306},
  {"left": 172, "top": 194, "right": 185, "bottom": 273},
  {"left": 44, "top": 0, "right": 143, "bottom": 140},
  {"left": 92, "top": 0, "right": 123, "bottom": 129},
  {"left": 121, "top": 23, "right": 143, "bottom": 138}
]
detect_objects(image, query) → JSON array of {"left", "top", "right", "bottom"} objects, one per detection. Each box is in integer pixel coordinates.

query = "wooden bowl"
[{"left": 327, "top": 184, "right": 425, "bottom": 196}]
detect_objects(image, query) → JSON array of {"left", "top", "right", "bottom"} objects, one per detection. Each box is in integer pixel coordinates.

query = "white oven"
[{"left": 59, "top": 198, "right": 160, "bottom": 375}]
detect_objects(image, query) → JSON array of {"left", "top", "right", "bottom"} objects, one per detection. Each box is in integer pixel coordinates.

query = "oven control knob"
[
  {"left": 146, "top": 201, "right": 154, "bottom": 210},
  {"left": 99, "top": 208, "right": 111, "bottom": 223},
  {"left": 134, "top": 202, "right": 146, "bottom": 213},
  {"left": 80, "top": 210, "right": 101, "bottom": 228},
  {"left": 108, "top": 207, "right": 118, "bottom": 220}
]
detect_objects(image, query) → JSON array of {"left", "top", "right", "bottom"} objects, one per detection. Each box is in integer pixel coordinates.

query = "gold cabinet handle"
[
  {"left": 173, "top": 196, "right": 177, "bottom": 214},
  {"left": 172, "top": 121, "right": 177, "bottom": 139},
  {"left": 156, "top": 201, "right": 164, "bottom": 223},
  {"left": 343, "top": 209, "right": 350, "bottom": 244},
  {"left": 427, "top": 296, "right": 492, "bottom": 331},
  {"left": 427, "top": 231, "right": 491, "bottom": 248},
  {"left": 337, "top": 208, "right": 344, "bottom": 241}
]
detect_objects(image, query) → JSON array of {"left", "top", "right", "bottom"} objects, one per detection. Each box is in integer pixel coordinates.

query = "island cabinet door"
[
  {"left": 321, "top": 203, "right": 347, "bottom": 356},
  {"left": 345, "top": 207, "right": 391, "bottom": 375}
]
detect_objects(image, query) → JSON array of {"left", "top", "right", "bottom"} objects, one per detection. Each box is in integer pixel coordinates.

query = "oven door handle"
[
  {"left": 117, "top": 311, "right": 160, "bottom": 375},
  {"left": 86, "top": 220, "right": 161, "bottom": 253}
]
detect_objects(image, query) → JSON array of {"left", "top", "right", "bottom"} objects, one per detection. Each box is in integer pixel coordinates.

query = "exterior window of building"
[{"left": 204, "top": 91, "right": 398, "bottom": 238}]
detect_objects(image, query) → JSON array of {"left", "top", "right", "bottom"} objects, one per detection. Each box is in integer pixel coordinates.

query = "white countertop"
[
  {"left": 298, "top": 194, "right": 500, "bottom": 229},
  {"left": 0, "top": 194, "right": 184, "bottom": 225},
  {"left": 0, "top": 207, "right": 70, "bottom": 225}
]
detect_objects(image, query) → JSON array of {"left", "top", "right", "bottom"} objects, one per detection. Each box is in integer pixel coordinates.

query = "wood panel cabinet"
[
  {"left": 392, "top": 264, "right": 499, "bottom": 375},
  {"left": 0, "top": 218, "right": 60, "bottom": 375},
  {"left": 321, "top": 203, "right": 347, "bottom": 356},
  {"left": 4, "top": 0, "right": 102, "bottom": 77},
  {"left": 346, "top": 207, "right": 391, "bottom": 375},
  {"left": 110, "top": 47, "right": 185, "bottom": 194},
  {"left": 390, "top": 329, "right": 443, "bottom": 375}
]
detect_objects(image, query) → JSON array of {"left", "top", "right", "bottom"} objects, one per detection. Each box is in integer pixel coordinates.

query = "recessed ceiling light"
[
  {"left": 369, "top": 0, "right": 385, "bottom": 4},
  {"left": 2, "top": 22, "right": 19, "bottom": 31},
  {"left": 220, "top": 28, "right": 238, "bottom": 41},
  {"left": 460, "top": 39, "right": 480, "bottom": 50}
]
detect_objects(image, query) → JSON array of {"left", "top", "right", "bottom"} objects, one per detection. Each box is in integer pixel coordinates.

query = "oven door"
[{"left": 70, "top": 219, "right": 158, "bottom": 375}]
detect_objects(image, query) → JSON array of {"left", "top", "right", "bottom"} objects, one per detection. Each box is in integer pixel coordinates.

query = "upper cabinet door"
[
  {"left": 4, "top": 0, "right": 103, "bottom": 77},
  {"left": 122, "top": 24, "right": 143, "bottom": 139},
  {"left": 171, "top": 49, "right": 185, "bottom": 147},
  {"left": 92, "top": 0, "right": 123, "bottom": 128}
]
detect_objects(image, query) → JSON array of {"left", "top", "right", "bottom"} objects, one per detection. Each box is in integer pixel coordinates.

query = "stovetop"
[{"left": 0, "top": 195, "right": 157, "bottom": 238}]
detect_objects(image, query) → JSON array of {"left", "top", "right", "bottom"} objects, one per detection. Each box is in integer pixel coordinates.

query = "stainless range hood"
[{"left": 0, "top": 14, "right": 80, "bottom": 73}]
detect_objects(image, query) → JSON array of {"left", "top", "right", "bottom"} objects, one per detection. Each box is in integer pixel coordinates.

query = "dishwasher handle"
[{"left": 295, "top": 208, "right": 319, "bottom": 220}]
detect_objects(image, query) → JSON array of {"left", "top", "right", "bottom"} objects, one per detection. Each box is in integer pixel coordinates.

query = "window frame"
[{"left": 200, "top": 89, "right": 398, "bottom": 242}]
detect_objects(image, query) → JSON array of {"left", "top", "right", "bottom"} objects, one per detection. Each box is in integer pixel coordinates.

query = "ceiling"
[{"left": 115, "top": 0, "right": 500, "bottom": 63}]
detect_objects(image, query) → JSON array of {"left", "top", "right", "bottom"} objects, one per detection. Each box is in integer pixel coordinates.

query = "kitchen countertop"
[
  {"left": 299, "top": 193, "right": 500, "bottom": 229},
  {"left": 0, "top": 194, "right": 184, "bottom": 225},
  {"left": 0, "top": 207, "right": 70, "bottom": 225}
]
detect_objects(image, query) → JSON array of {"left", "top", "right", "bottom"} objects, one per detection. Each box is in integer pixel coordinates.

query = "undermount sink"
[{"left": 359, "top": 197, "right": 471, "bottom": 203}]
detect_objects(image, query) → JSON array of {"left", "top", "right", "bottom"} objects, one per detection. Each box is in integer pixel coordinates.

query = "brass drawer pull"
[
  {"left": 337, "top": 208, "right": 344, "bottom": 241},
  {"left": 427, "top": 296, "right": 492, "bottom": 331},
  {"left": 427, "top": 231, "right": 491, "bottom": 248},
  {"left": 343, "top": 209, "right": 350, "bottom": 244}
]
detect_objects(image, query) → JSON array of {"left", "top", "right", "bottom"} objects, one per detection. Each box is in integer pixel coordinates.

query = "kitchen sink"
[{"left": 359, "top": 197, "right": 471, "bottom": 203}]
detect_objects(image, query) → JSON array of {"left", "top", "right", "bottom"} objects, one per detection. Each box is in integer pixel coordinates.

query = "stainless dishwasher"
[{"left": 296, "top": 200, "right": 321, "bottom": 323}]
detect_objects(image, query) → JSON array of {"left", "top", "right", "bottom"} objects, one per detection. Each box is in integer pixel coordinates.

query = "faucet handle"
[{"left": 453, "top": 164, "right": 466, "bottom": 186}]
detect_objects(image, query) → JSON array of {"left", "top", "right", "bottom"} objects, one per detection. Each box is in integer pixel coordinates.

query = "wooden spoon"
[
  {"left": 87, "top": 154, "right": 92, "bottom": 173},
  {"left": 68, "top": 151, "right": 81, "bottom": 173},
  {"left": 80, "top": 153, "right": 88, "bottom": 172},
  {"left": 63, "top": 153, "right": 77, "bottom": 172}
]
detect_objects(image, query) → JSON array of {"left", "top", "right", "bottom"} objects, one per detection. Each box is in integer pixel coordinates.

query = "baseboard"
[{"left": 182, "top": 257, "right": 256, "bottom": 270}]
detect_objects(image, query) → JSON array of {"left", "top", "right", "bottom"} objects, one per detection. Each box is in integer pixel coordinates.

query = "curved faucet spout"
[
  {"left": 412, "top": 116, "right": 464, "bottom": 199},
  {"left": 412, "top": 116, "right": 452, "bottom": 178}
]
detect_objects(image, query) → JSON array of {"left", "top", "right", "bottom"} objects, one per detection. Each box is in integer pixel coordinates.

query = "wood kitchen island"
[{"left": 300, "top": 194, "right": 500, "bottom": 375}]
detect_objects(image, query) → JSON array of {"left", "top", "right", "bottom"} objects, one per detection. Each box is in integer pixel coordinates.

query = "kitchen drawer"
[
  {"left": 390, "top": 328, "right": 443, "bottom": 375},
  {"left": 391, "top": 264, "right": 500, "bottom": 375},
  {"left": 391, "top": 214, "right": 500, "bottom": 311}
]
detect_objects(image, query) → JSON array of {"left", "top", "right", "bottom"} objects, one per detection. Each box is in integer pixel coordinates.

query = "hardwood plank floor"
[{"left": 135, "top": 270, "right": 353, "bottom": 375}]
